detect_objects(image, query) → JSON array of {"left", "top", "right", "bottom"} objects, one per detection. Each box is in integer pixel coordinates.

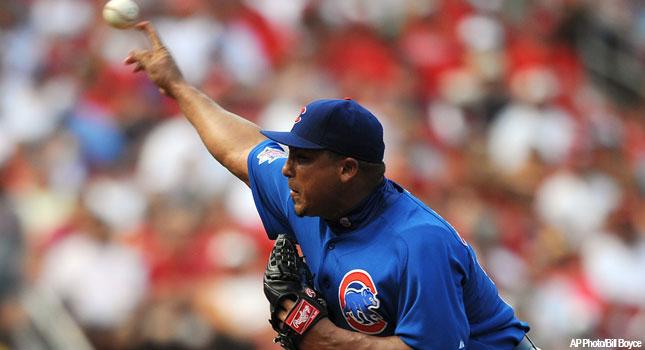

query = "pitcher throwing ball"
[{"left": 125, "top": 21, "right": 539, "bottom": 350}]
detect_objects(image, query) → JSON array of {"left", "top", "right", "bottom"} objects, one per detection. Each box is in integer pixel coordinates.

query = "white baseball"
[{"left": 103, "top": 0, "right": 140, "bottom": 29}]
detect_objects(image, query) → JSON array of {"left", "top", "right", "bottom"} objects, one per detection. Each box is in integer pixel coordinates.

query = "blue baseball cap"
[{"left": 260, "top": 99, "right": 385, "bottom": 163}]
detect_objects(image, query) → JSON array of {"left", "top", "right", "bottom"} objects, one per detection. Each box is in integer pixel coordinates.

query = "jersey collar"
[{"left": 326, "top": 179, "right": 391, "bottom": 233}]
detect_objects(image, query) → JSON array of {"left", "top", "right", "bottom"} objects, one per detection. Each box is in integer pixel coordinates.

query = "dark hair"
[{"left": 325, "top": 150, "right": 385, "bottom": 184}]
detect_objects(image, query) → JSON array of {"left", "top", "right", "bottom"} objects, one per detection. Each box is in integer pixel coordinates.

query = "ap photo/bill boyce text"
[{"left": 570, "top": 338, "right": 643, "bottom": 349}]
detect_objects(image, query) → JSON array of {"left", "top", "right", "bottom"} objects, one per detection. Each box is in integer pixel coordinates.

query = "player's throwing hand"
[{"left": 124, "top": 21, "right": 185, "bottom": 98}]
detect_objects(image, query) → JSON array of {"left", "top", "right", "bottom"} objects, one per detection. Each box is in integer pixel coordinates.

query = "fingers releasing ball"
[{"left": 103, "top": 0, "right": 140, "bottom": 29}]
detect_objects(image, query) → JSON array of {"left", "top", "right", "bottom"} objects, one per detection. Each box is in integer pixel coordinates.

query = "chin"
[
  {"left": 293, "top": 203, "right": 313, "bottom": 218},
  {"left": 293, "top": 203, "right": 305, "bottom": 217}
]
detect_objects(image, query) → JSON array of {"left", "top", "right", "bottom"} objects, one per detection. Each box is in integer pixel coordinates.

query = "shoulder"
[
  {"left": 386, "top": 189, "right": 468, "bottom": 252},
  {"left": 385, "top": 197, "right": 473, "bottom": 283},
  {"left": 247, "top": 140, "right": 289, "bottom": 189},
  {"left": 249, "top": 140, "right": 288, "bottom": 167}
]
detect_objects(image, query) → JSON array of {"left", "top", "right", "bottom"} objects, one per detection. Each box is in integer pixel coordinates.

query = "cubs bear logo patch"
[{"left": 338, "top": 269, "right": 388, "bottom": 334}]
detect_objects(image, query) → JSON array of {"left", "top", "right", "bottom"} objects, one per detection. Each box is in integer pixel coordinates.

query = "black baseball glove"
[{"left": 263, "top": 234, "right": 328, "bottom": 350}]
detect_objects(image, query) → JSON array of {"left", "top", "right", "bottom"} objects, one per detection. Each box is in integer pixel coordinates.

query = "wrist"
[
  {"left": 300, "top": 318, "right": 338, "bottom": 349},
  {"left": 166, "top": 79, "right": 190, "bottom": 99}
]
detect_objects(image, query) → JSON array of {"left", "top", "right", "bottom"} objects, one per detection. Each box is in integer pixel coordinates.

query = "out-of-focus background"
[{"left": 0, "top": 0, "right": 643, "bottom": 349}]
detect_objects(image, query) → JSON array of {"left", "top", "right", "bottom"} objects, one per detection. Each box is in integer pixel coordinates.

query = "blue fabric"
[
  {"left": 248, "top": 140, "right": 529, "bottom": 349},
  {"left": 260, "top": 99, "right": 384, "bottom": 162}
]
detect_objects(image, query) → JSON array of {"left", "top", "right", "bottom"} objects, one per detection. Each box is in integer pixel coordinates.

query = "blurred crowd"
[{"left": 0, "top": 0, "right": 644, "bottom": 349}]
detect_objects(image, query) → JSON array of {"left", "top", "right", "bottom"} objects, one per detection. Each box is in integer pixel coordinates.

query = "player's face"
[{"left": 282, "top": 147, "right": 344, "bottom": 218}]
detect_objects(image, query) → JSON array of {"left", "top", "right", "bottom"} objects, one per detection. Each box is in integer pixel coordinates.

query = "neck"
[{"left": 324, "top": 177, "right": 384, "bottom": 221}]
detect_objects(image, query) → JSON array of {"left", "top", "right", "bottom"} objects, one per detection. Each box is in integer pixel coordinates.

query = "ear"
[{"left": 339, "top": 158, "right": 359, "bottom": 183}]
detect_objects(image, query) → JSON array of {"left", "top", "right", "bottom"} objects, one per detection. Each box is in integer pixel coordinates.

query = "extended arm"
[
  {"left": 124, "top": 22, "right": 265, "bottom": 184},
  {"left": 302, "top": 319, "right": 411, "bottom": 350},
  {"left": 278, "top": 300, "right": 412, "bottom": 350}
]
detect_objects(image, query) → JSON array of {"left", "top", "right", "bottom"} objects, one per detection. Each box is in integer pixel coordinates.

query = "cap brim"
[{"left": 260, "top": 130, "right": 325, "bottom": 150}]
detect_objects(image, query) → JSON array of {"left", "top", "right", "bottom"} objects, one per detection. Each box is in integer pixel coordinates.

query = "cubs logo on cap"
[
  {"left": 338, "top": 269, "right": 387, "bottom": 334},
  {"left": 294, "top": 106, "right": 306, "bottom": 124}
]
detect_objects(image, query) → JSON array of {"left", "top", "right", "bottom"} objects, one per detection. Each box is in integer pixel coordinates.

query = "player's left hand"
[
  {"left": 264, "top": 234, "right": 328, "bottom": 350},
  {"left": 276, "top": 299, "right": 296, "bottom": 321},
  {"left": 278, "top": 299, "right": 341, "bottom": 349}
]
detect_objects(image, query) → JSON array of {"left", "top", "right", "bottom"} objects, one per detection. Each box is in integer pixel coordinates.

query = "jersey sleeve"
[
  {"left": 247, "top": 140, "right": 294, "bottom": 239},
  {"left": 463, "top": 244, "right": 529, "bottom": 348},
  {"left": 395, "top": 224, "right": 471, "bottom": 349}
]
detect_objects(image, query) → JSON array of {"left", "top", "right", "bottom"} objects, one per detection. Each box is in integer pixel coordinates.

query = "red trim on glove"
[{"left": 285, "top": 299, "right": 321, "bottom": 335}]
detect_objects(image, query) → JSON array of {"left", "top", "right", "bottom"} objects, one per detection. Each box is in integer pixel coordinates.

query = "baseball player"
[{"left": 125, "top": 22, "right": 539, "bottom": 350}]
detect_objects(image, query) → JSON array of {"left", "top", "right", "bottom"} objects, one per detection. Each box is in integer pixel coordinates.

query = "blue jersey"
[{"left": 248, "top": 140, "right": 529, "bottom": 350}]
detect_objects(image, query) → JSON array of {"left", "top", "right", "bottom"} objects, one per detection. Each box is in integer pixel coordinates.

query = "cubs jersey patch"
[
  {"left": 257, "top": 146, "right": 287, "bottom": 165},
  {"left": 338, "top": 269, "right": 388, "bottom": 334}
]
